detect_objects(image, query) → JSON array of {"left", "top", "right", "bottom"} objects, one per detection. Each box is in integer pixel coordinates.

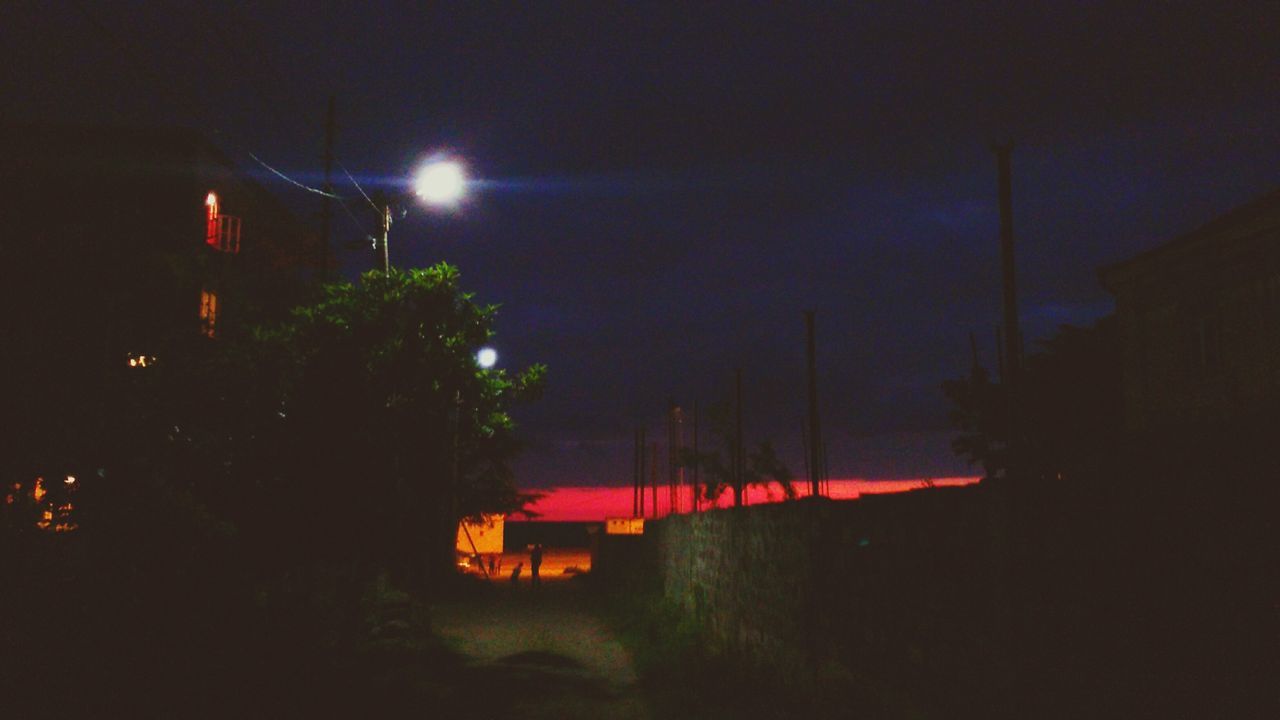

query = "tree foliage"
[
  {"left": 942, "top": 317, "right": 1120, "bottom": 482},
  {"left": 247, "top": 265, "right": 545, "bottom": 581},
  {"left": 941, "top": 364, "right": 1007, "bottom": 479},
  {"left": 679, "top": 401, "right": 794, "bottom": 505}
]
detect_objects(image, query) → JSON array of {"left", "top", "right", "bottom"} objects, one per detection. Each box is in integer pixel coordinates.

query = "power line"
[
  {"left": 334, "top": 197, "right": 375, "bottom": 243},
  {"left": 337, "top": 160, "right": 381, "bottom": 213},
  {"left": 69, "top": 1, "right": 397, "bottom": 261},
  {"left": 248, "top": 152, "right": 344, "bottom": 199}
]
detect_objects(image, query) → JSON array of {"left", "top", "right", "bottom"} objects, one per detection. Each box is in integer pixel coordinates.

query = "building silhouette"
[
  {"left": 1100, "top": 188, "right": 1280, "bottom": 431},
  {"left": 0, "top": 124, "right": 328, "bottom": 517}
]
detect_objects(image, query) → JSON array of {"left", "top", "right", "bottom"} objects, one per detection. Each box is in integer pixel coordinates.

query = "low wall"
[{"left": 645, "top": 487, "right": 998, "bottom": 708}]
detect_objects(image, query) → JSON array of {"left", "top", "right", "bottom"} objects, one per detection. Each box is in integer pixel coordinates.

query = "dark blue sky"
[{"left": 7, "top": 1, "right": 1277, "bottom": 485}]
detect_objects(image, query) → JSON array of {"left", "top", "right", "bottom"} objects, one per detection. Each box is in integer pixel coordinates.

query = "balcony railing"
[{"left": 206, "top": 214, "right": 241, "bottom": 253}]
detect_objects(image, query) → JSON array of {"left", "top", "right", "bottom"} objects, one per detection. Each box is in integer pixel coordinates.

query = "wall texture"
[{"left": 644, "top": 487, "right": 1000, "bottom": 711}]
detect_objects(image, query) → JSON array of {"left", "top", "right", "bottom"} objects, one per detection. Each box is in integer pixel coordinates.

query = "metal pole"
[
  {"left": 650, "top": 441, "right": 659, "bottom": 518},
  {"left": 800, "top": 417, "right": 811, "bottom": 493},
  {"left": 381, "top": 202, "right": 391, "bottom": 274},
  {"left": 320, "top": 95, "right": 335, "bottom": 280},
  {"left": 668, "top": 402, "right": 679, "bottom": 514},
  {"left": 734, "top": 368, "right": 744, "bottom": 507},
  {"left": 990, "top": 143, "right": 1018, "bottom": 715},
  {"left": 805, "top": 310, "right": 823, "bottom": 498},
  {"left": 994, "top": 144, "right": 1020, "bottom": 439},
  {"left": 638, "top": 427, "right": 646, "bottom": 517},
  {"left": 692, "top": 400, "right": 700, "bottom": 512}
]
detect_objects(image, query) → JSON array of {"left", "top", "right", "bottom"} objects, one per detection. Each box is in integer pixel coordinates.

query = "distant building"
[
  {"left": 1099, "top": 188, "right": 1280, "bottom": 431},
  {"left": 0, "top": 124, "right": 329, "bottom": 523}
]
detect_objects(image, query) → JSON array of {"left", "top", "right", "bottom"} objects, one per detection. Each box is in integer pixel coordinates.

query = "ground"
[{"left": 430, "top": 557, "right": 651, "bottom": 720}]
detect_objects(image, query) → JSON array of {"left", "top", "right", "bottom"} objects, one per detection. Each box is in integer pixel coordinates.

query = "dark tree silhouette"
[
  {"left": 246, "top": 265, "right": 546, "bottom": 586},
  {"left": 679, "top": 401, "right": 794, "bottom": 505},
  {"left": 942, "top": 316, "right": 1120, "bottom": 482}
]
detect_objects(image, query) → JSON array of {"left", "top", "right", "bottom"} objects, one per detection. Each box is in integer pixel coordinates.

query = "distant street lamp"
[
  {"left": 414, "top": 160, "right": 467, "bottom": 207},
  {"left": 381, "top": 157, "right": 469, "bottom": 274}
]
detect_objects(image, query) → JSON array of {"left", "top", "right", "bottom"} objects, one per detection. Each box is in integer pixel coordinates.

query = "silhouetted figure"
[
  {"left": 509, "top": 562, "right": 523, "bottom": 587},
  {"left": 530, "top": 544, "right": 544, "bottom": 589},
  {"left": 488, "top": 555, "right": 497, "bottom": 576}
]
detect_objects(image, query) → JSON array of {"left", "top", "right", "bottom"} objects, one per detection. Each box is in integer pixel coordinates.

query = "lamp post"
[{"left": 381, "top": 158, "right": 468, "bottom": 274}]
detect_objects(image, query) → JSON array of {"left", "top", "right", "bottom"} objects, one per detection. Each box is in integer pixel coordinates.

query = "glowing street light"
[
  {"left": 476, "top": 347, "right": 498, "bottom": 369},
  {"left": 413, "top": 159, "right": 467, "bottom": 207},
  {"left": 381, "top": 157, "right": 470, "bottom": 274}
]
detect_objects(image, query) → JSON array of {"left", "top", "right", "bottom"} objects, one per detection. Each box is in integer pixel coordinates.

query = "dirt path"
[{"left": 430, "top": 579, "right": 650, "bottom": 719}]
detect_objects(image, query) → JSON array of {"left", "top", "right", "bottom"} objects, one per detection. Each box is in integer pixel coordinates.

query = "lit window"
[
  {"left": 204, "top": 191, "right": 241, "bottom": 253},
  {"left": 200, "top": 289, "right": 219, "bottom": 338}
]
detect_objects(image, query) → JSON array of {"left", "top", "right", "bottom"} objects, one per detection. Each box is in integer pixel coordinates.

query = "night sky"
[{"left": 7, "top": 2, "right": 1277, "bottom": 487}]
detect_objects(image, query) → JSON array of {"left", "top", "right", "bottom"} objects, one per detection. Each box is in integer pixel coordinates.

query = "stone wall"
[{"left": 645, "top": 487, "right": 998, "bottom": 708}]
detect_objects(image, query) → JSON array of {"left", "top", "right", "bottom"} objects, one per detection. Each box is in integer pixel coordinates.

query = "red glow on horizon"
[{"left": 515, "top": 477, "right": 981, "bottom": 522}]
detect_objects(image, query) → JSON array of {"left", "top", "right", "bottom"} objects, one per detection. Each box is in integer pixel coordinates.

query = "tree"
[
  {"left": 679, "top": 401, "right": 794, "bottom": 505},
  {"left": 237, "top": 265, "right": 544, "bottom": 586},
  {"left": 1018, "top": 317, "right": 1121, "bottom": 482},
  {"left": 942, "top": 317, "right": 1120, "bottom": 483},
  {"left": 941, "top": 363, "right": 1007, "bottom": 480}
]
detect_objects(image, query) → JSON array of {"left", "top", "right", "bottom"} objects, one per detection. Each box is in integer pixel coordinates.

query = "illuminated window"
[
  {"left": 204, "top": 191, "right": 241, "bottom": 253},
  {"left": 200, "top": 289, "right": 219, "bottom": 338}
]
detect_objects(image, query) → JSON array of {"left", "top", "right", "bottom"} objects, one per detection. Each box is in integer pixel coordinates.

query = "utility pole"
[
  {"left": 637, "top": 427, "right": 646, "bottom": 517},
  {"left": 734, "top": 368, "right": 744, "bottom": 506},
  {"left": 691, "top": 400, "right": 700, "bottom": 512},
  {"left": 990, "top": 142, "right": 1018, "bottom": 718},
  {"left": 994, "top": 143, "right": 1020, "bottom": 466},
  {"left": 650, "top": 441, "right": 659, "bottom": 518},
  {"left": 320, "top": 95, "right": 335, "bottom": 280},
  {"left": 381, "top": 202, "right": 392, "bottom": 275},
  {"left": 995, "top": 325, "right": 1005, "bottom": 385},
  {"left": 668, "top": 402, "right": 682, "bottom": 514},
  {"left": 800, "top": 416, "right": 811, "bottom": 490},
  {"left": 805, "top": 310, "right": 824, "bottom": 498}
]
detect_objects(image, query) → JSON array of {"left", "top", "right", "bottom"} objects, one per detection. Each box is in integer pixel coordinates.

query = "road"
[{"left": 430, "top": 575, "right": 650, "bottom": 719}]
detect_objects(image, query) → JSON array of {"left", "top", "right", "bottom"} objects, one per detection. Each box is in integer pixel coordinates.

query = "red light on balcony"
[{"left": 204, "top": 192, "right": 240, "bottom": 253}]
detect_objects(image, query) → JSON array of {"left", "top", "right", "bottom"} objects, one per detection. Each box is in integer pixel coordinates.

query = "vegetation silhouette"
[
  {"left": 678, "top": 400, "right": 793, "bottom": 506},
  {"left": 942, "top": 316, "right": 1119, "bottom": 482},
  {"left": 937, "top": 314, "right": 1278, "bottom": 717},
  {"left": 2, "top": 263, "right": 546, "bottom": 715}
]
